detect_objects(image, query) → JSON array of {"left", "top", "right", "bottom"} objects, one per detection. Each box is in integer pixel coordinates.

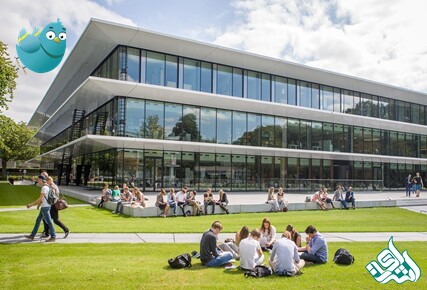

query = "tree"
[
  {"left": 0, "top": 115, "right": 39, "bottom": 178},
  {"left": 0, "top": 41, "right": 18, "bottom": 111}
]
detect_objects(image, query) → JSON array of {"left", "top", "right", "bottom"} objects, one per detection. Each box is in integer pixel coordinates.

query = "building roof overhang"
[
  {"left": 28, "top": 134, "right": 427, "bottom": 166},
  {"left": 29, "top": 18, "right": 427, "bottom": 134}
]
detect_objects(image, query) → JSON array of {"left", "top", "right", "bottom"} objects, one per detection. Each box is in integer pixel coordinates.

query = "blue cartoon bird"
[{"left": 16, "top": 18, "right": 66, "bottom": 73}]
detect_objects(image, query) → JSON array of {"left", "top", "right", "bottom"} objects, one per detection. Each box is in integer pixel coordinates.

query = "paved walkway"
[{"left": 1, "top": 232, "right": 426, "bottom": 244}]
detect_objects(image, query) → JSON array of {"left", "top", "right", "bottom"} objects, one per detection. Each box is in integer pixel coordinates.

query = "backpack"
[
  {"left": 168, "top": 253, "right": 192, "bottom": 269},
  {"left": 305, "top": 196, "right": 311, "bottom": 202},
  {"left": 334, "top": 248, "right": 355, "bottom": 265},
  {"left": 45, "top": 186, "right": 58, "bottom": 205},
  {"left": 244, "top": 265, "right": 273, "bottom": 278}
]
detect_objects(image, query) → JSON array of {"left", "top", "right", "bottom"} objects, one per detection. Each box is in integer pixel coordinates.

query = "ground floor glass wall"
[{"left": 59, "top": 149, "right": 427, "bottom": 192}]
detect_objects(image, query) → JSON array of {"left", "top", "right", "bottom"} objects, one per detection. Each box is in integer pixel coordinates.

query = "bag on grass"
[
  {"left": 168, "top": 253, "right": 192, "bottom": 269},
  {"left": 334, "top": 248, "right": 355, "bottom": 265},
  {"left": 244, "top": 265, "right": 272, "bottom": 278}
]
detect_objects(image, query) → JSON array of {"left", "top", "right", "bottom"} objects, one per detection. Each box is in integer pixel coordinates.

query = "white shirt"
[
  {"left": 175, "top": 191, "right": 186, "bottom": 203},
  {"left": 261, "top": 226, "right": 276, "bottom": 243},
  {"left": 40, "top": 184, "right": 51, "bottom": 208},
  {"left": 239, "top": 237, "right": 262, "bottom": 270}
]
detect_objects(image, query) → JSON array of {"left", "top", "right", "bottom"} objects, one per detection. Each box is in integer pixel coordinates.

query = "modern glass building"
[{"left": 28, "top": 19, "right": 427, "bottom": 192}]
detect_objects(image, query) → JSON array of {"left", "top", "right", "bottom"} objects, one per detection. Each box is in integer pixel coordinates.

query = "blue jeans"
[
  {"left": 205, "top": 252, "right": 233, "bottom": 267},
  {"left": 31, "top": 206, "right": 56, "bottom": 238},
  {"left": 339, "top": 199, "right": 348, "bottom": 209},
  {"left": 168, "top": 201, "right": 177, "bottom": 214},
  {"left": 300, "top": 252, "right": 325, "bottom": 264}
]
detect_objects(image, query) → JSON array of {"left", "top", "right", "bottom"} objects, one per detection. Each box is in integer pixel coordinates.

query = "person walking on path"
[
  {"left": 24, "top": 175, "right": 56, "bottom": 242},
  {"left": 412, "top": 172, "right": 424, "bottom": 198},
  {"left": 42, "top": 176, "right": 69, "bottom": 239},
  {"left": 405, "top": 174, "right": 412, "bottom": 197}
]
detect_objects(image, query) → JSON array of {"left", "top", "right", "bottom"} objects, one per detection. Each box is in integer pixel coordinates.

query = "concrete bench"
[{"left": 97, "top": 198, "right": 402, "bottom": 218}]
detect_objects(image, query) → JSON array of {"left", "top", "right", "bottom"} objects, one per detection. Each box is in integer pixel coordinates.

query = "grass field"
[
  {"left": 1, "top": 205, "right": 427, "bottom": 234},
  {"left": 0, "top": 242, "right": 425, "bottom": 289},
  {"left": 1, "top": 183, "right": 427, "bottom": 233},
  {"left": 0, "top": 183, "right": 86, "bottom": 207}
]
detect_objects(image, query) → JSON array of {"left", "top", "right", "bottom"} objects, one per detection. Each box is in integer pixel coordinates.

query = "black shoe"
[
  {"left": 41, "top": 232, "right": 50, "bottom": 238},
  {"left": 24, "top": 235, "right": 34, "bottom": 240},
  {"left": 226, "top": 210, "right": 229, "bottom": 214},
  {"left": 64, "top": 231, "right": 69, "bottom": 239}
]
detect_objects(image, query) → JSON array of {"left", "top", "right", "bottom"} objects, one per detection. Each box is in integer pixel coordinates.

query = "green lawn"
[
  {"left": 0, "top": 242, "right": 425, "bottom": 289},
  {"left": 0, "top": 183, "right": 87, "bottom": 207},
  {"left": 1, "top": 206, "right": 427, "bottom": 234}
]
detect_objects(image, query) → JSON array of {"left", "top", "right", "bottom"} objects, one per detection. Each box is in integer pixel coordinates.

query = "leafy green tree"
[
  {"left": 0, "top": 41, "right": 18, "bottom": 111},
  {"left": 0, "top": 115, "right": 39, "bottom": 178},
  {"left": 172, "top": 113, "right": 200, "bottom": 141}
]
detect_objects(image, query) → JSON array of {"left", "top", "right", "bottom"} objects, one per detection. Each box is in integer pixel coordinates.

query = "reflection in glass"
[
  {"left": 247, "top": 113, "right": 261, "bottom": 146},
  {"left": 233, "top": 68, "right": 243, "bottom": 97},
  {"left": 145, "top": 101, "right": 164, "bottom": 139},
  {"left": 146, "top": 51, "right": 165, "bottom": 85},
  {"left": 288, "top": 79, "right": 297, "bottom": 105},
  {"left": 274, "top": 117, "right": 287, "bottom": 148},
  {"left": 261, "top": 74, "right": 271, "bottom": 102},
  {"left": 217, "top": 110, "right": 232, "bottom": 144},
  {"left": 201, "top": 62, "right": 212, "bottom": 93},
  {"left": 217, "top": 65, "right": 232, "bottom": 96},
  {"left": 183, "top": 59, "right": 200, "bottom": 91},
  {"left": 261, "top": 115, "right": 275, "bottom": 147},
  {"left": 232, "top": 111, "right": 247, "bottom": 145},
  {"left": 200, "top": 108, "right": 216, "bottom": 143},
  {"left": 322, "top": 86, "right": 333, "bottom": 112},
  {"left": 274, "top": 76, "right": 287, "bottom": 104},
  {"left": 232, "top": 155, "right": 246, "bottom": 190},
  {"left": 299, "top": 81, "right": 311, "bottom": 108},
  {"left": 248, "top": 71, "right": 261, "bottom": 100},
  {"left": 126, "top": 99, "right": 145, "bottom": 137},
  {"left": 127, "top": 47, "right": 140, "bottom": 82},
  {"left": 311, "top": 84, "right": 320, "bottom": 109},
  {"left": 165, "top": 55, "right": 178, "bottom": 88},
  {"left": 164, "top": 103, "right": 182, "bottom": 140},
  {"left": 216, "top": 154, "right": 231, "bottom": 191},
  {"left": 179, "top": 106, "right": 200, "bottom": 141}
]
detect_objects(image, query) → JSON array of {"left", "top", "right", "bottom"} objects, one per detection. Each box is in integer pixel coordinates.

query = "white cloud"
[
  {"left": 212, "top": 0, "right": 427, "bottom": 94},
  {"left": 1, "top": 0, "right": 135, "bottom": 123}
]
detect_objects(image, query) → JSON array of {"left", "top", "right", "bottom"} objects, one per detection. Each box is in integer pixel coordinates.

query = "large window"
[
  {"left": 165, "top": 55, "right": 178, "bottom": 88},
  {"left": 126, "top": 99, "right": 145, "bottom": 137},
  {"left": 144, "top": 101, "right": 164, "bottom": 139},
  {"left": 232, "top": 111, "right": 246, "bottom": 145},
  {"left": 217, "top": 65, "right": 232, "bottom": 96},
  {"left": 200, "top": 108, "right": 216, "bottom": 143},
  {"left": 232, "top": 68, "right": 243, "bottom": 97},
  {"left": 217, "top": 110, "right": 232, "bottom": 144},
  {"left": 127, "top": 47, "right": 140, "bottom": 82},
  {"left": 322, "top": 86, "right": 333, "bottom": 112},
  {"left": 183, "top": 59, "right": 200, "bottom": 91},
  {"left": 164, "top": 103, "right": 182, "bottom": 140},
  {"left": 247, "top": 113, "right": 261, "bottom": 146},
  {"left": 146, "top": 51, "right": 165, "bottom": 86},
  {"left": 247, "top": 71, "right": 261, "bottom": 100},
  {"left": 261, "top": 115, "right": 275, "bottom": 147},
  {"left": 181, "top": 106, "right": 200, "bottom": 141},
  {"left": 274, "top": 76, "right": 287, "bottom": 104},
  {"left": 200, "top": 62, "right": 212, "bottom": 93}
]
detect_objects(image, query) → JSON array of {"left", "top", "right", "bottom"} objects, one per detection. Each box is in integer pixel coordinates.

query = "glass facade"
[
  {"left": 43, "top": 43, "right": 427, "bottom": 191},
  {"left": 94, "top": 45, "right": 427, "bottom": 126}
]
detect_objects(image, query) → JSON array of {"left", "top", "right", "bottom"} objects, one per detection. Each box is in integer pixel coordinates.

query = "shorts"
[{"left": 158, "top": 204, "right": 166, "bottom": 210}]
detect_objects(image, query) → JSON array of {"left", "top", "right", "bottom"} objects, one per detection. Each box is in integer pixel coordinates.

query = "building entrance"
[{"left": 144, "top": 157, "right": 163, "bottom": 192}]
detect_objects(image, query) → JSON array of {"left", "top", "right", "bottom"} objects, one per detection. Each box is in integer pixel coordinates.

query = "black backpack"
[
  {"left": 168, "top": 253, "right": 192, "bottom": 269},
  {"left": 244, "top": 265, "right": 273, "bottom": 278},
  {"left": 334, "top": 248, "right": 355, "bottom": 265}
]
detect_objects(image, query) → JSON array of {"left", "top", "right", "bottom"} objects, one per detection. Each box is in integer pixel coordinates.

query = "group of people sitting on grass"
[
  {"left": 200, "top": 219, "right": 328, "bottom": 276},
  {"left": 156, "top": 186, "right": 229, "bottom": 217},
  {"left": 310, "top": 186, "right": 356, "bottom": 210}
]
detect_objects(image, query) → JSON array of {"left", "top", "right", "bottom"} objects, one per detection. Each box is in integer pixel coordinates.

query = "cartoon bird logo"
[{"left": 16, "top": 18, "right": 66, "bottom": 73}]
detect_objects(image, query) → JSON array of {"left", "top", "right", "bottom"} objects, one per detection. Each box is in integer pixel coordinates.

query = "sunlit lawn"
[{"left": 0, "top": 242, "right": 425, "bottom": 289}]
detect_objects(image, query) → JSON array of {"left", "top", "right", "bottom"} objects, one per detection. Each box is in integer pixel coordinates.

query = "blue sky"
[{"left": 2, "top": 0, "right": 427, "bottom": 123}]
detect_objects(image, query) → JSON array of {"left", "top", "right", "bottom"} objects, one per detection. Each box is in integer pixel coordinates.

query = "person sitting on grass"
[
  {"left": 260, "top": 217, "right": 276, "bottom": 251},
  {"left": 283, "top": 224, "right": 301, "bottom": 247},
  {"left": 298, "top": 225, "right": 328, "bottom": 264},
  {"left": 156, "top": 188, "right": 170, "bottom": 217},
  {"left": 311, "top": 190, "right": 328, "bottom": 211},
  {"left": 235, "top": 226, "right": 250, "bottom": 247},
  {"left": 204, "top": 188, "right": 216, "bottom": 215},
  {"left": 266, "top": 187, "right": 280, "bottom": 212},
  {"left": 239, "top": 229, "right": 265, "bottom": 271},
  {"left": 270, "top": 231, "right": 305, "bottom": 276},
  {"left": 200, "top": 221, "right": 234, "bottom": 267}
]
